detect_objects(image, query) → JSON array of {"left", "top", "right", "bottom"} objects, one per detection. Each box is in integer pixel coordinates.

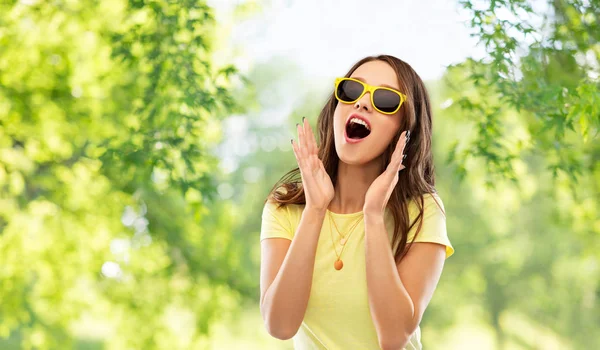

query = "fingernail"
[
  {"left": 291, "top": 139, "right": 293, "bottom": 144},
  {"left": 303, "top": 117, "right": 306, "bottom": 122},
  {"left": 296, "top": 123, "right": 299, "bottom": 127}
]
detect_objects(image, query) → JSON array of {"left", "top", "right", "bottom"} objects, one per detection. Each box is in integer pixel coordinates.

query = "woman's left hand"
[{"left": 363, "top": 130, "right": 410, "bottom": 217}]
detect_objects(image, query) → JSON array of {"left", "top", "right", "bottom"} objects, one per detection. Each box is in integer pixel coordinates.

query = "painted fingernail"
[
  {"left": 303, "top": 117, "right": 306, "bottom": 122},
  {"left": 296, "top": 123, "right": 299, "bottom": 127},
  {"left": 291, "top": 139, "right": 293, "bottom": 144}
]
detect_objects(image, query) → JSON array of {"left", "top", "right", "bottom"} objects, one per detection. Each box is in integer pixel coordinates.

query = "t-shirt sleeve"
[
  {"left": 260, "top": 200, "right": 294, "bottom": 241},
  {"left": 407, "top": 193, "right": 454, "bottom": 259}
]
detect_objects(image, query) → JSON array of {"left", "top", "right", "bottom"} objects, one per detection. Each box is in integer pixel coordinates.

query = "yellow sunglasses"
[{"left": 334, "top": 77, "right": 407, "bottom": 115}]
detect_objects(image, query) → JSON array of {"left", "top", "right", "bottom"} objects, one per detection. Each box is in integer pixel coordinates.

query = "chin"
[
  {"left": 338, "top": 153, "right": 360, "bottom": 164},
  {"left": 337, "top": 145, "right": 371, "bottom": 165}
]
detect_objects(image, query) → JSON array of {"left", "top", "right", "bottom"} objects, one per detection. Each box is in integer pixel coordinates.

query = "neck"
[{"left": 329, "top": 155, "right": 383, "bottom": 214}]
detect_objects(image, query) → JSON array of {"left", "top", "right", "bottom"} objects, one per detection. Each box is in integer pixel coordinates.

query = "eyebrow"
[{"left": 352, "top": 76, "right": 399, "bottom": 90}]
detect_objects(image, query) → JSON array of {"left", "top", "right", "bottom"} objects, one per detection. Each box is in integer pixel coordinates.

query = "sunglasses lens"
[
  {"left": 373, "top": 89, "right": 401, "bottom": 113},
  {"left": 337, "top": 79, "right": 364, "bottom": 102}
]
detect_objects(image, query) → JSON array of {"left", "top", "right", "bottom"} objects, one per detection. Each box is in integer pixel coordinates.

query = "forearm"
[
  {"left": 364, "top": 213, "right": 415, "bottom": 349},
  {"left": 262, "top": 206, "right": 326, "bottom": 339}
]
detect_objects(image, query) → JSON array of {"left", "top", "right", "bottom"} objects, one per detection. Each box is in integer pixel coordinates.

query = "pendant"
[
  {"left": 339, "top": 237, "right": 346, "bottom": 245},
  {"left": 334, "top": 259, "right": 344, "bottom": 270}
]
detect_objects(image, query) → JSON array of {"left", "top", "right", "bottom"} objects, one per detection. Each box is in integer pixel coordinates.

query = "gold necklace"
[
  {"left": 330, "top": 212, "right": 363, "bottom": 246},
  {"left": 328, "top": 211, "right": 364, "bottom": 271}
]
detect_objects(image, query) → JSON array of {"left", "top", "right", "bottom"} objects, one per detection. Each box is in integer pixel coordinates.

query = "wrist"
[
  {"left": 364, "top": 211, "right": 385, "bottom": 224},
  {"left": 305, "top": 205, "right": 328, "bottom": 216}
]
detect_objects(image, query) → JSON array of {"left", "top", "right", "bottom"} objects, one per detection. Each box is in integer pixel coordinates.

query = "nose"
[{"left": 354, "top": 91, "right": 372, "bottom": 113}]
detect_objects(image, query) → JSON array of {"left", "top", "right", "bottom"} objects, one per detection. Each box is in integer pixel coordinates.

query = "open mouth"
[{"left": 346, "top": 118, "right": 371, "bottom": 140}]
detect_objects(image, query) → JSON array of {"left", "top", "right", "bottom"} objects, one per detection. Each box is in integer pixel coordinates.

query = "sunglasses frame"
[{"left": 334, "top": 77, "right": 407, "bottom": 115}]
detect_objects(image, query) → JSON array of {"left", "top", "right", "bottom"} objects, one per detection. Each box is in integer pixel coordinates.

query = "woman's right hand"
[{"left": 291, "top": 117, "right": 335, "bottom": 212}]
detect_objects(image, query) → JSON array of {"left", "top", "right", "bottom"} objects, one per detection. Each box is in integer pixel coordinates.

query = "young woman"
[{"left": 259, "top": 54, "right": 454, "bottom": 350}]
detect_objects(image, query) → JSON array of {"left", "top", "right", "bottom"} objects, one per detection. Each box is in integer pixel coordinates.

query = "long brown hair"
[{"left": 264, "top": 54, "right": 442, "bottom": 264}]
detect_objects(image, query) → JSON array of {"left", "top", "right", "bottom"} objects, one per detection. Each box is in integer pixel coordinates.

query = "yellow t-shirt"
[{"left": 260, "top": 192, "right": 454, "bottom": 350}]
